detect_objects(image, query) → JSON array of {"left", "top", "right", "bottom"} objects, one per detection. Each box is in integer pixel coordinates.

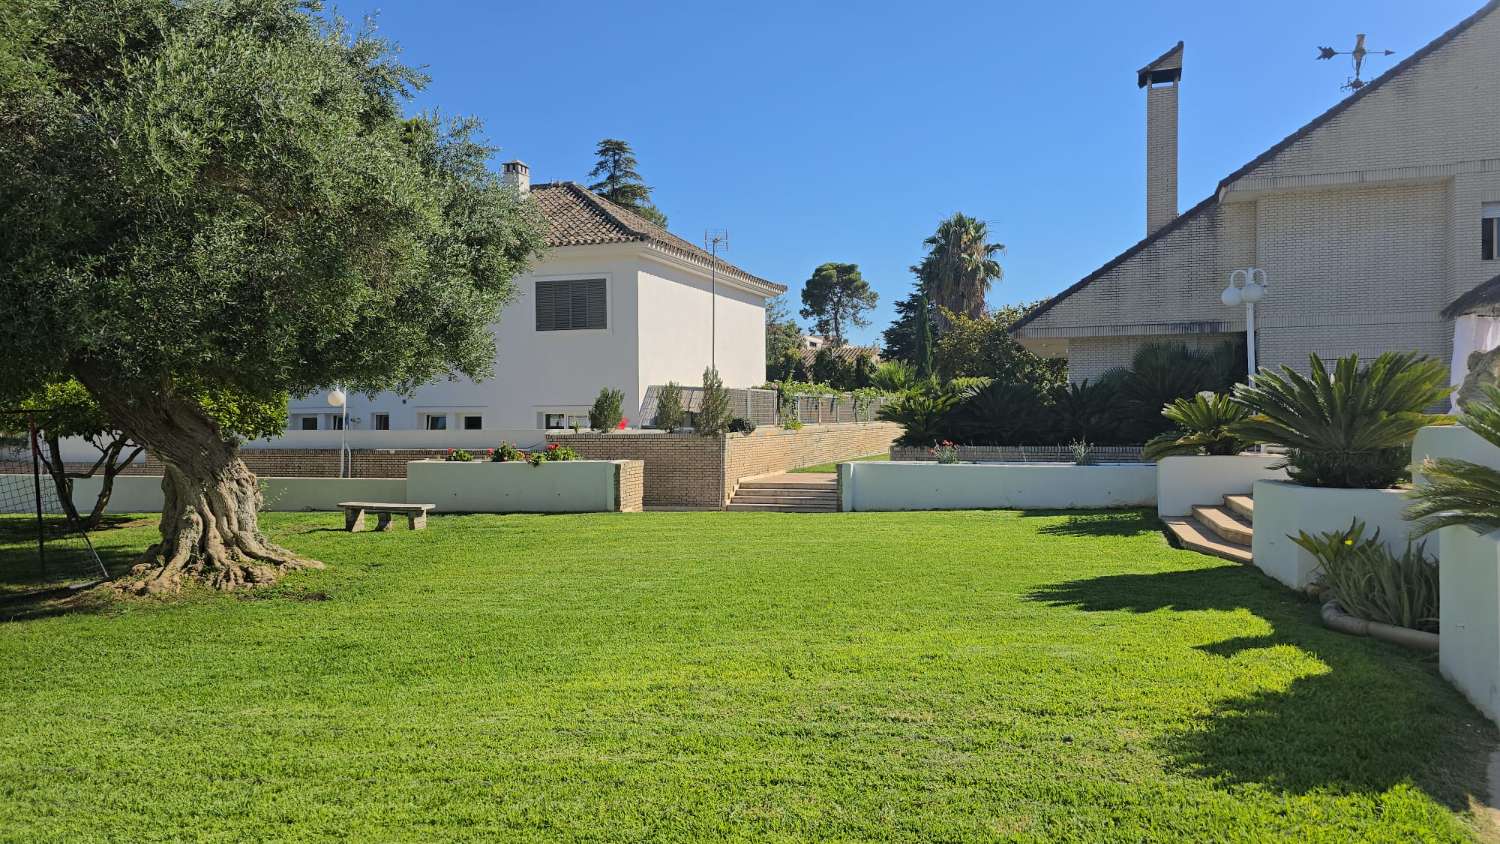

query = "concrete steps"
[
  {"left": 727, "top": 473, "right": 838, "bottom": 513},
  {"left": 1165, "top": 493, "right": 1254, "bottom": 564}
]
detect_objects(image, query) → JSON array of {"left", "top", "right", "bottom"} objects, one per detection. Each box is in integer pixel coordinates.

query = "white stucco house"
[
  {"left": 290, "top": 163, "right": 785, "bottom": 433},
  {"left": 1013, "top": 1, "right": 1500, "bottom": 392}
]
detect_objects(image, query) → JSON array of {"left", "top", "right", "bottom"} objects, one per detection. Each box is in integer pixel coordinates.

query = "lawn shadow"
[
  {"left": 1029, "top": 565, "right": 1496, "bottom": 810},
  {"left": 1019, "top": 508, "right": 1160, "bottom": 538},
  {"left": 0, "top": 516, "right": 142, "bottom": 620}
]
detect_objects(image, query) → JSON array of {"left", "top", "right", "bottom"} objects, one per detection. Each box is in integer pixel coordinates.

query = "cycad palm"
[
  {"left": 913, "top": 213, "right": 1003, "bottom": 332},
  {"left": 1142, "top": 392, "right": 1251, "bottom": 459},
  {"left": 1407, "top": 382, "right": 1500, "bottom": 536}
]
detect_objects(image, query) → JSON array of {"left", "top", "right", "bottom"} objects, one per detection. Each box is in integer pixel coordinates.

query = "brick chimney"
[
  {"left": 502, "top": 160, "right": 530, "bottom": 195},
  {"left": 1138, "top": 42, "right": 1183, "bottom": 235}
]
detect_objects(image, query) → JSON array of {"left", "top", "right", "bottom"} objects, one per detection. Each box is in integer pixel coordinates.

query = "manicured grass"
[
  {"left": 790, "top": 452, "right": 890, "bottom": 473},
  {"left": 0, "top": 510, "right": 1494, "bottom": 841}
]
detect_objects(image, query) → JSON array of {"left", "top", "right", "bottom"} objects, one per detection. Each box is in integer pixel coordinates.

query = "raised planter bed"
[
  {"left": 1437, "top": 524, "right": 1500, "bottom": 722},
  {"left": 1249, "top": 479, "right": 1415, "bottom": 591},
  {"left": 1155, "top": 454, "right": 1286, "bottom": 518},
  {"left": 404, "top": 459, "right": 642, "bottom": 513},
  {"left": 838, "top": 461, "right": 1156, "bottom": 512}
]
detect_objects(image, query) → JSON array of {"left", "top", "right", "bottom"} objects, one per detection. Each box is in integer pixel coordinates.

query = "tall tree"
[
  {"left": 912, "top": 213, "right": 1004, "bottom": 332},
  {"left": 933, "top": 306, "right": 1066, "bottom": 390},
  {"left": 0, "top": 0, "right": 547, "bottom": 592},
  {"left": 915, "top": 291, "right": 936, "bottom": 381},
  {"left": 587, "top": 138, "right": 668, "bottom": 227},
  {"left": 881, "top": 282, "right": 934, "bottom": 364},
  {"left": 799, "top": 262, "right": 878, "bottom": 347},
  {"left": 764, "top": 294, "right": 803, "bottom": 381}
]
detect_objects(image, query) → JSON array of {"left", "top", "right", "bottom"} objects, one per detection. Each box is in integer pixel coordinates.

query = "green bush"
[
  {"left": 870, "top": 360, "right": 915, "bottom": 392},
  {"left": 1291, "top": 519, "right": 1439, "bottom": 633},
  {"left": 696, "top": 367, "right": 732, "bottom": 435},
  {"left": 878, "top": 390, "right": 960, "bottom": 446},
  {"left": 589, "top": 388, "right": 624, "bottom": 433},
  {"left": 1049, "top": 379, "right": 1120, "bottom": 445},
  {"left": 653, "top": 381, "right": 685, "bottom": 431},
  {"left": 491, "top": 441, "right": 522, "bottom": 462},
  {"left": 1105, "top": 342, "right": 1243, "bottom": 442},
  {"left": 1232, "top": 352, "right": 1450, "bottom": 488},
  {"left": 948, "top": 381, "right": 1047, "bottom": 445},
  {"left": 1142, "top": 392, "right": 1252, "bottom": 460},
  {"left": 728, "top": 417, "right": 756, "bottom": 435},
  {"left": 444, "top": 448, "right": 473, "bottom": 462}
]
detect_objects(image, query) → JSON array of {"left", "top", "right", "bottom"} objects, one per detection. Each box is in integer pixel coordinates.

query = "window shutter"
[
  {"left": 535, "top": 281, "right": 557, "bottom": 331},
  {"left": 535, "top": 279, "right": 607, "bottom": 331}
]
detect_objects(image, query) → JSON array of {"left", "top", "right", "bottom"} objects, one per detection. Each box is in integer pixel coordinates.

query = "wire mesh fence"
[{"left": 0, "top": 412, "right": 110, "bottom": 589}]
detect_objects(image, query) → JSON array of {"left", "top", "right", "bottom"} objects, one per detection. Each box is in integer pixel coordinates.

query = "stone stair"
[
  {"left": 726, "top": 473, "right": 838, "bottom": 513},
  {"left": 1164, "top": 493, "right": 1254, "bottom": 563}
]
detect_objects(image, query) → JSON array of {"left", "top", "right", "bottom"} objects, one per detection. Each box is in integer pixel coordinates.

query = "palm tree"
[{"left": 912, "top": 213, "right": 1004, "bottom": 332}]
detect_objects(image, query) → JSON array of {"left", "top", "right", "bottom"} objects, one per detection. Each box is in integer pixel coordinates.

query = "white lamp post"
[
  {"left": 1222, "top": 268, "right": 1267, "bottom": 378},
  {"left": 326, "top": 388, "right": 347, "bottom": 478}
]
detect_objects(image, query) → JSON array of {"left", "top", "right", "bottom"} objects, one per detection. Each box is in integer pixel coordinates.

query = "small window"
[
  {"left": 544, "top": 413, "right": 566, "bottom": 430},
  {"left": 535, "top": 279, "right": 606, "bottom": 331},
  {"left": 299, "top": 416, "right": 318, "bottom": 431},
  {"left": 463, "top": 415, "right": 483, "bottom": 430},
  {"left": 372, "top": 413, "right": 390, "bottom": 431},
  {"left": 425, "top": 415, "right": 448, "bottom": 431},
  {"left": 329, "top": 415, "right": 344, "bottom": 431},
  {"left": 1484, "top": 203, "right": 1500, "bottom": 261},
  {"left": 567, "top": 415, "right": 589, "bottom": 429}
]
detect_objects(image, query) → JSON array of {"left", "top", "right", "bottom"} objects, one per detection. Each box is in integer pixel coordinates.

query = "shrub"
[
  {"left": 539, "top": 443, "right": 577, "bottom": 462},
  {"left": 948, "top": 381, "right": 1047, "bottom": 445},
  {"left": 654, "top": 381, "right": 685, "bottom": 431},
  {"left": 492, "top": 441, "right": 522, "bottom": 462},
  {"left": 870, "top": 360, "right": 915, "bottom": 393},
  {"left": 728, "top": 417, "right": 756, "bottom": 435},
  {"left": 1291, "top": 519, "right": 1439, "bottom": 633},
  {"left": 696, "top": 367, "right": 732, "bottom": 435},
  {"left": 1070, "top": 440, "right": 1095, "bottom": 466},
  {"left": 878, "top": 390, "right": 959, "bottom": 446},
  {"left": 1142, "top": 392, "right": 1252, "bottom": 460},
  {"left": 931, "top": 440, "right": 960, "bottom": 464},
  {"left": 1232, "top": 352, "right": 1450, "bottom": 488},
  {"left": 589, "top": 388, "right": 624, "bottom": 433},
  {"left": 1106, "top": 342, "right": 1242, "bottom": 442},
  {"left": 444, "top": 448, "right": 473, "bottom": 462},
  {"left": 1049, "top": 379, "right": 1119, "bottom": 445},
  {"left": 1408, "top": 382, "right": 1500, "bottom": 536}
]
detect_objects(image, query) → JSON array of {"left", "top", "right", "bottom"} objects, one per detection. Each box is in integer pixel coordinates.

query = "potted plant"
[{"left": 1231, "top": 351, "right": 1449, "bottom": 590}]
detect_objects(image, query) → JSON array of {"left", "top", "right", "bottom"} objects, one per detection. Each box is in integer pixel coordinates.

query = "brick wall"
[
  {"left": 1, "top": 448, "right": 460, "bottom": 480},
  {"left": 891, "top": 444, "right": 1144, "bottom": 463},
  {"left": 548, "top": 422, "right": 900, "bottom": 508},
  {"left": 616, "top": 460, "right": 644, "bottom": 512}
]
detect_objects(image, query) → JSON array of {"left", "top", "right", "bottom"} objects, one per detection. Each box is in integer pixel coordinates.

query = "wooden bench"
[{"left": 338, "top": 502, "right": 435, "bottom": 532}]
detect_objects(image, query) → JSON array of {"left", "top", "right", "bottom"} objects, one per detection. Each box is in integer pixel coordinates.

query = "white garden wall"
[
  {"left": 839, "top": 461, "right": 1156, "bottom": 512},
  {"left": 2, "top": 475, "right": 407, "bottom": 514},
  {"left": 1155, "top": 454, "right": 1287, "bottom": 518},
  {"left": 1436, "top": 524, "right": 1500, "bottom": 723},
  {"left": 404, "top": 460, "right": 628, "bottom": 513},
  {"left": 1249, "top": 480, "right": 1416, "bottom": 591}
]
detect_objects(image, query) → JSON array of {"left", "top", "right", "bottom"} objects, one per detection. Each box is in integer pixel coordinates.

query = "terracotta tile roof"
[
  {"left": 1013, "top": 0, "right": 1500, "bottom": 334},
  {"left": 529, "top": 182, "right": 786, "bottom": 296}
]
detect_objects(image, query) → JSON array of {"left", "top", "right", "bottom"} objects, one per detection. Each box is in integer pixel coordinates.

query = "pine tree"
[{"left": 588, "top": 139, "right": 668, "bottom": 227}]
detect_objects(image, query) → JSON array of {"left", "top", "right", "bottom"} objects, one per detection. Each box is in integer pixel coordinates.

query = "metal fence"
[
  {"left": 890, "top": 444, "right": 1146, "bottom": 463},
  {"left": 639, "top": 386, "right": 891, "bottom": 429}
]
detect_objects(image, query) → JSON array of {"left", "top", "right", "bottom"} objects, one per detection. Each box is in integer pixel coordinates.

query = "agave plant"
[
  {"left": 1231, "top": 352, "right": 1450, "bottom": 488},
  {"left": 877, "top": 390, "right": 960, "bottom": 446},
  {"left": 1141, "top": 392, "right": 1251, "bottom": 460},
  {"left": 1291, "top": 519, "right": 1438, "bottom": 633},
  {"left": 1407, "top": 382, "right": 1500, "bottom": 536}
]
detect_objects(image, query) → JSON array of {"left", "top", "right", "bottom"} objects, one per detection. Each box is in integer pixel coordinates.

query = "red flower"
[
  {"left": 547, "top": 443, "right": 559, "bottom": 451},
  {"left": 617, "top": 418, "right": 628, "bottom": 430}
]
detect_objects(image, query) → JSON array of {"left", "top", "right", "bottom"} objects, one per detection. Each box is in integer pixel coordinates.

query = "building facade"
[
  {"left": 290, "top": 174, "right": 785, "bottom": 432},
  {"left": 1013, "top": 3, "right": 1500, "bottom": 387}
]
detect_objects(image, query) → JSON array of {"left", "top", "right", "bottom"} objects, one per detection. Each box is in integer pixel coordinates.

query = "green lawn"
[
  {"left": 790, "top": 452, "right": 890, "bottom": 473},
  {"left": 0, "top": 510, "right": 1494, "bottom": 841}
]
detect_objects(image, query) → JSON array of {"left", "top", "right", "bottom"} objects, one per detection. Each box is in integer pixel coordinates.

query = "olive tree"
[{"left": 0, "top": 0, "right": 546, "bottom": 591}]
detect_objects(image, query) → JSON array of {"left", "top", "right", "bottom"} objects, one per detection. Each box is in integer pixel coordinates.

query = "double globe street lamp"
[{"left": 1221, "top": 268, "right": 1267, "bottom": 378}]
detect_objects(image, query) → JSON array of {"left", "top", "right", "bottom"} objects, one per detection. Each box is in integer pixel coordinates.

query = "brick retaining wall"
[
  {"left": 1, "top": 448, "right": 463, "bottom": 480},
  {"left": 890, "top": 444, "right": 1145, "bottom": 463},
  {"left": 550, "top": 423, "right": 901, "bottom": 508}
]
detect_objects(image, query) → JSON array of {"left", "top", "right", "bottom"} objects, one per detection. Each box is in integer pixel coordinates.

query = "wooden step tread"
[
  {"left": 1191, "top": 504, "right": 1254, "bottom": 545},
  {"left": 1223, "top": 494, "right": 1254, "bottom": 521},
  {"left": 1164, "top": 517, "right": 1252, "bottom": 564}
]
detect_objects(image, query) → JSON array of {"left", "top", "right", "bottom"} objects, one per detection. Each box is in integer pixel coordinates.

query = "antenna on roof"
[
  {"left": 704, "top": 230, "right": 729, "bottom": 372},
  {"left": 1316, "top": 33, "right": 1395, "bottom": 91}
]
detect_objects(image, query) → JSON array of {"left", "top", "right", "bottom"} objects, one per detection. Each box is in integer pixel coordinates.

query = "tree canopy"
[
  {"left": 798, "top": 262, "right": 878, "bottom": 347},
  {"left": 587, "top": 138, "right": 668, "bottom": 227},
  {"left": 913, "top": 213, "right": 1004, "bottom": 332},
  {"left": 934, "top": 305, "right": 1065, "bottom": 390},
  {"left": 0, "top": 0, "right": 547, "bottom": 590}
]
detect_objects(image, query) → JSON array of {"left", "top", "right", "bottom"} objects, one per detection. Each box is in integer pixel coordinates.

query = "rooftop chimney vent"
[
  {"left": 502, "top": 160, "right": 530, "bottom": 195},
  {"left": 1138, "top": 42, "right": 1183, "bottom": 235}
]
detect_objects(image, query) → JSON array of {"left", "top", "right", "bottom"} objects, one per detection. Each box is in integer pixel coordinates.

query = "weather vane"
[{"left": 1317, "top": 33, "right": 1395, "bottom": 91}]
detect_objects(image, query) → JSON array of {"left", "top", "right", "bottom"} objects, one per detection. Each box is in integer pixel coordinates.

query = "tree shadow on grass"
[
  {"left": 1029, "top": 565, "right": 1496, "bottom": 810},
  {"left": 0, "top": 516, "right": 142, "bottom": 620},
  {"left": 1018, "top": 509, "right": 1161, "bottom": 538}
]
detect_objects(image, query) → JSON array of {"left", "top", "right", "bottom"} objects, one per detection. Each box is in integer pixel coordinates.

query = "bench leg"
[
  {"left": 345, "top": 509, "right": 365, "bottom": 532},
  {"left": 408, "top": 512, "right": 427, "bottom": 531},
  {"left": 374, "top": 511, "right": 394, "bottom": 532}
]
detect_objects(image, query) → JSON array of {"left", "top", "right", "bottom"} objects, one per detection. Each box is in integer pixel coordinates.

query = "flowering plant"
[
  {"left": 491, "top": 441, "right": 522, "bottom": 462},
  {"left": 444, "top": 448, "right": 474, "bottom": 462},
  {"left": 931, "top": 440, "right": 959, "bottom": 465}
]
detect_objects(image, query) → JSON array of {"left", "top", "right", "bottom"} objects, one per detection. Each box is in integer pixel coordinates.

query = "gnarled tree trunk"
[{"left": 81, "top": 383, "right": 319, "bottom": 593}]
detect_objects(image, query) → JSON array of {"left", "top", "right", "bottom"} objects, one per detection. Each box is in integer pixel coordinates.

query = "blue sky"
[{"left": 339, "top": 1, "right": 1477, "bottom": 345}]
